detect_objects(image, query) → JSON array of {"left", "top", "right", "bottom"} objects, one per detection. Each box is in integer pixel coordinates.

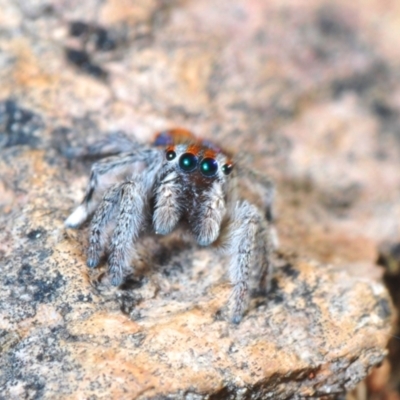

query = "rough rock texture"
[{"left": 0, "top": 0, "right": 399, "bottom": 398}]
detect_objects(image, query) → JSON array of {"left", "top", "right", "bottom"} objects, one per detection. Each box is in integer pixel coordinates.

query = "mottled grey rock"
[{"left": 1, "top": 0, "right": 399, "bottom": 398}]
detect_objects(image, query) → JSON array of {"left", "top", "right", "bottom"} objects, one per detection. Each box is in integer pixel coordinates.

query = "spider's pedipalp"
[
  {"left": 65, "top": 149, "right": 162, "bottom": 228},
  {"left": 108, "top": 181, "right": 148, "bottom": 286},
  {"left": 225, "top": 200, "right": 269, "bottom": 324},
  {"left": 193, "top": 180, "right": 226, "bottom": 246},
  {"left": 87, "top": 183, "right": 122, "bottom": 268},
  {"left": 153, "top": 168, "right": 183, "bottom": 235}
]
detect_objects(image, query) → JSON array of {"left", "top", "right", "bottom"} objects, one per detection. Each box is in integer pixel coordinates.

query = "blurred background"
[{"left": 1, "top": 0, "right": 400, "bottom": 398}]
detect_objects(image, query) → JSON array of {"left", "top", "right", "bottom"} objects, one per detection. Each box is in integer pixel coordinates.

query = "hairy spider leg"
[
  {"left": 107, "top": 180, "right": 148, "bottom": 286},
  {"left": 87, "top": 183, "right": 123, "bottom": 268},
  {"left": 79, "top": 132, "right": 140, "bottom": 158},
  {"left": 252, "top": 216, "right": 274, "bottom": 295},
  {"left": 65, "top": 149, "right": 162, "bottom": 228},
  {"left": 237, "top": 165, "right": 275, "bottom": 223},
  {"left": 224, "top": 200, "right": 269, "bottom": 324}
]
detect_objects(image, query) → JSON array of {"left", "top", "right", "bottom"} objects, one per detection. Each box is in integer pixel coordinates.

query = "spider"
[{"left": 65, "top": 128, "right": 276, "bottom": 323}]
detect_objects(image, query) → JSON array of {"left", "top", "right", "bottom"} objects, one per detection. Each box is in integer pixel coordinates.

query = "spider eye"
[
  {"left": 179, "top": 153, "right": 198, "bottom": 172},
  {"left": 166, "top": 150, "right": 176, "bottom": 161},
  {"left": 222, "top": 163, "right": 233, "bottom": 175},
  {"left": 200, "top": 158, "right": 218, "bottom": 177}
]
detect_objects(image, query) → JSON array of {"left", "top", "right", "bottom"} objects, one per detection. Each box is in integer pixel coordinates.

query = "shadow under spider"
[{"left": 91, "top": 231, "right": 197, "bottom": 292}]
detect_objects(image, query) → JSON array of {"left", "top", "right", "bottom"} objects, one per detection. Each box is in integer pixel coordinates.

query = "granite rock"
[
  {"left": 0, "top": 0, "right": 399, "bottom": 398},
  {"left": 0, "top": 150, "right": 392, "bottom": 397}
]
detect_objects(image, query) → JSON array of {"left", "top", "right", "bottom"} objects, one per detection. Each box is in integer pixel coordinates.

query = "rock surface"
[{"left": 1, "top": 0, "right": 399, "bottom": 398}]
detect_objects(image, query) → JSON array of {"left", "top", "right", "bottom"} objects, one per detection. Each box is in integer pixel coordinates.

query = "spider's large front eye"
[
  {"left": 166, "top": 150, "right": 176, "bottom": 161},
  {"left": 179, "top": 153, "right": 198, "bottom": 172},
  {"left": 200, "top": 158, "right": 218, "bottom": 177}
]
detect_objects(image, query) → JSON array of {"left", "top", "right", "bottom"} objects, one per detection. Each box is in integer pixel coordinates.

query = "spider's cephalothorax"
[{"left": 65, "top": 128, "right": 276, "bottom": 323}]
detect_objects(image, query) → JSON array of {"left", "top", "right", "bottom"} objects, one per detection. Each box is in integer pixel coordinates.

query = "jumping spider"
[{"left": 65, "top": 128, "right": 276, "bottom": 323}]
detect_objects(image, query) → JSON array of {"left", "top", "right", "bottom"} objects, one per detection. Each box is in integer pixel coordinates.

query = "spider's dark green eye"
[
  {"left": 222, "top": 163, "right": 233, "bottom": 175},
  {"left": 179, "top": 153, "right": 198, "bottom": 172},
  {"left": 166, "top": 150, "right": 176, "bottom": 161},
  {"left": 200, "top": 158, "right": 218, "bottom": 177}
]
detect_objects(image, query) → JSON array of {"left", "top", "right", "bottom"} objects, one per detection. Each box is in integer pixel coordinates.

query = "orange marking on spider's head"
[
  {"left": 166, "top": 144, "right": 175, "bottom": 153},
  {"left": 203, "top": 148, "right": 217, "bottom": 159},
  {"left": 187, "top": 143, "right": 202, "bottom": 156},
  {"left": 168, "top": 128, "right": 196, "bottom": 143},
  {"left": 153, "top": 128, "right": 196, "bottom": 146}
]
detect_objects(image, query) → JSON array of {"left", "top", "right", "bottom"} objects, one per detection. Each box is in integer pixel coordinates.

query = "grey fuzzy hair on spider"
[{"left": 65, "top": 129, "right": 277, "bottom": 324}]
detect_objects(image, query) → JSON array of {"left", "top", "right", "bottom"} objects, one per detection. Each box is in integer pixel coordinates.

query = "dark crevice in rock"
[
  {"left": 65, "top": 48, "right": 108, "bottom": 80},
  {"left": 13, "top": 264, "right": 65, "bottom": 304},
  {"left": 69, "top": 21, "right": 118, "bottom": 52},
  {"left": 26, "top": 228, "right": 46, "bottom": 240},
  {"left": 332, "top": 63, "right": 389, "bottom": 98}
]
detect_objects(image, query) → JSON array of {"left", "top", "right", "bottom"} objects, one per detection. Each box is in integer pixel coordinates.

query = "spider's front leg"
[
  {"left": 65, "top": 149, "right": 161, "bottom": 228},
  {"left": 66, "top": 132, "right": 140, "bottom": 159},
  {"left": 225, "top": 201, "right": 273, "bottom": 324},
  {"left": 238, "top": 165, "right": 275, "bottom": 223},
  {"left": 87, "top": 183, "right": 123, "bottom": 268},
  {"left": 107, "top": 181, "right": 147, "bottom": 285},
  {"left": 88, "top": 180, "right": 148, "bottom": 286}
]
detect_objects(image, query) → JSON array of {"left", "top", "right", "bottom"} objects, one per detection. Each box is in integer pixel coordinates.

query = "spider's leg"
[
  {"left": 237, "top": 165, "right": 275, "bottom": 222},
  {"left": 253, "top": 212, "right": 274, "bottom": 295},
  {"left": 87, "top": 183, "right": 122, "bottom": 268},
  {"left": 108, "top": 180, "right": 147, "bottom": 286},
  {"left": 65, "top": 149, "right": 161, "bottom": 228},
  {"left": 153, "top": 167, "right": 183, "bottom": 235},
  {"left": 193, "top": 181, "right": 226, "bottom": 246},
  {"left": 69, "top": 132, "right": 141, "bottom": 159},
  {"left": 224, "top": 200, "right": 272, "bottom": 324}
]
